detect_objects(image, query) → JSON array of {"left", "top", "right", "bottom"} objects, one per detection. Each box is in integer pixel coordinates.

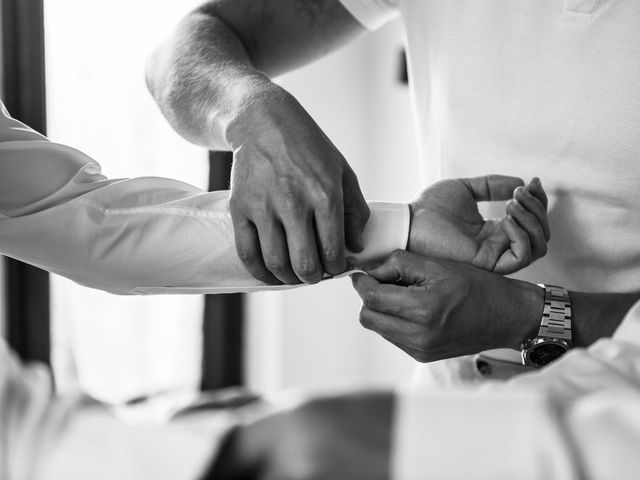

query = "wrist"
[
  {"left": 223, "top": 78, "right": 290, "bottom": 150},
  {"left": 503, "top": 279, "right": 545, "bottom": 350}
]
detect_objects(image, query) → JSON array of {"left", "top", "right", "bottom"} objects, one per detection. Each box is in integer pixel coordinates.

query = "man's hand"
[
  {"left": 229, "top": 87, "right": 369, "bottom": 285},
  {"left": 146, "top": 0, "right": 368, "bottom": 286},
  {"left": 408, "top": 175, "right": 549, "bottom": 274},
  {"left": 208, "top": 391, "right": 393, "bottom": 480},
  {"left": 351, "top": 250, "right": 543, "bottom": 363}
]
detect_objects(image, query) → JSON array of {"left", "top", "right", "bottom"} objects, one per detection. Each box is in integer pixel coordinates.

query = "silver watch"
[{"left": 521, "top": 284, "right": 572, "bottom": 368}]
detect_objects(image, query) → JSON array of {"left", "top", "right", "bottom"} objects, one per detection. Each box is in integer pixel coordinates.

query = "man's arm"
[
  {"left": 0, "top": 101, "right": 407, "bottom": 295},
  {"left": 146, "top": 0, "right": 366, "bottom": 148},
  {"left": 351, "top": 250, "right": 640, "bottom": 362},
  {"left": 146, "top": 0, "right": 371, "bottom": 286}
]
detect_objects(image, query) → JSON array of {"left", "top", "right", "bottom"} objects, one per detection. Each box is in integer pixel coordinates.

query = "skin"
[
  {"left": 351, "top": 253, "right": 640, "bottom": 362},
  {"left": 207, "top": 391, "right": 393, "bottom": 480},
  {"left": 409, "top": 175, "right": 550, "bottom": 274},
  {"left": 147, "top": 0, "right": 640, "bottom": 363},
  {"left": 146, "top": 0, "right": 368, "bottom": 285}
]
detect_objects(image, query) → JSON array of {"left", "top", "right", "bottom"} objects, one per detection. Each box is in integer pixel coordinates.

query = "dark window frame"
[
  {"left": 2, "top": 0, "right": 51, "bottom": 366},
  {"left": 202, "top": 152, "right": 244, "bottom": 390}
]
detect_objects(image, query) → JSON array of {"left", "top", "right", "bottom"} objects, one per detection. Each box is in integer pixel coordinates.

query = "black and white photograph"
[{"left": 1, "top": 0, "right": 639, "bottom": 478}]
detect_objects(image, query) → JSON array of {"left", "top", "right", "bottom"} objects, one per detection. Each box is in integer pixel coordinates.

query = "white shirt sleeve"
[
  {"left": 338, "top": 0, "right": 399, "bottom": 30},
  {"left": 392, "top": 299, "right": 640, "bottom": 480},
  {"left": 0, "top": 101, "right": 409, "bottom": 295}
]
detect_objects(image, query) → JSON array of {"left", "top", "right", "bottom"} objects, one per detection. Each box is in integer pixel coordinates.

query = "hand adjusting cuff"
[{"left": 521, "top": 284, "right": 572, "bottom": 368}]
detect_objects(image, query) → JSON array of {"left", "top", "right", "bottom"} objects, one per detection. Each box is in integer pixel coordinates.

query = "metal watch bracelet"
[{"left": 537, "top": 284, "right": 572, "bottom": 344}]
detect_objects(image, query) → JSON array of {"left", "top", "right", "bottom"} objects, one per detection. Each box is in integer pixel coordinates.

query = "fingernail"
[{"left": 514, "top": 186, "right": 524, "bottom": 197}]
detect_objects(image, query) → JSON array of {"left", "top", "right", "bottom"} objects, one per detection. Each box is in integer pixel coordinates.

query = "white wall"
[{"left": 246, "top": 21, "right": 422, "bottom": 393}]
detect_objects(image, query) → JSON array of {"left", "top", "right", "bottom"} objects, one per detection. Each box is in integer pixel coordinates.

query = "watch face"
[{"left": 528, "top": 342, "right": 568, "bottom": 367}]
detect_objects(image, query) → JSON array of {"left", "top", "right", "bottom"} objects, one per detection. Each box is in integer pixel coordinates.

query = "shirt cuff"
[
  {"left": 611, "top": 299, "right": 640, "bottom": 348},
  {"left": 351, "top": 201, "right": 409, "bottom": 263},
  {"left": 338, "top": 0, "right": 399, "bottom": 30},
  {"left": 391, "top": 386, "right": 577, "bottom": 480},
  {"left": 40, "top": 405, "right": 237, "bottom": 480}
]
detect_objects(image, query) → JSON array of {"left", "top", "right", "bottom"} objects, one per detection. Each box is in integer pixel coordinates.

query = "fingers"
[
  {"left": 314, "top": 193, "right": 346, "bottom": 276},
  {"left": 282, "top": 213, "right": 324, "bottom": 284},
  {"left": 356, "top": 288, "right": 438, "bottom": 363},
  {"left": 493, "top": 216, "right": 532, "bottom": 274},
  {"left": 364, "top": 250, "right": 433, "bottom": 286},
  {"left": 523, "top": 177, "right": 550, "bottom": 240},
  {"left": 526, "top": 176, "right": 549, "bottom": 210},
  {"left": 461, "top": 175, "right": 525, "bottom": 202},
  {"left": 233, "top": 217, "right": 282, "bottom": 285},
  {"left": 351, "top": 269, "right": 424, "bottom": 317},
  {"left": 256, "top": 220, "right": 301, "bottom": 284},
  {"left": 506, "top": 198, "right": 547, "bottom": 260},
  {"left": 359, "top": 307, "right": 415, "bottom": 339},
  {"left": 343, "top": 168, "right": 370, "bottom": 253}
]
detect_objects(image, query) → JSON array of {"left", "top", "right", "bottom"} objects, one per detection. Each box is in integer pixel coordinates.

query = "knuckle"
[
  {"left": 279, "top": 189, "right": 303, "bottom": 213},
  {"left": 389, "top": 249, "right": 408, "bottom": 265},
  {"left": 359, "top": 310, "right": 372, "bottom": 329},
  {"left": 314, "top": 187, "right": 335, "bottom": 207},
  {"left": 229, "top": 191, "right": 252, "bottom": 211},
  {"left": 363, "top": 291, "right": 379, "bottom": 310},
  {"left": 322, "top": 248, "right": 341, "bottom": 265},
  {"left": 264, "top": 258, "right": 288, "bottom": 275},
  {"left": 413, "top": 306, "right": 430, "bottom": 322},
  {"left": 236, "top": 247, "right": 256, "bottom": 264}
]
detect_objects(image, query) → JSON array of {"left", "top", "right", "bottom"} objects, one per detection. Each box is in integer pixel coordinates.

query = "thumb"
[
  {"left": 462, "top": 175, "right": 525, "bottom": 202},
  {"left": 343, "top": 169, "right": 370, "bottom": 253},
  {"left": 365, "top": 250, "right": 430, "bottom": 285}
]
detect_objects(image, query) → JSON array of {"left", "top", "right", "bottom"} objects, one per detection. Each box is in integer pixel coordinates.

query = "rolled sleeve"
[{"left": 338, "top": 0, "right": 399, "bottom": 30}]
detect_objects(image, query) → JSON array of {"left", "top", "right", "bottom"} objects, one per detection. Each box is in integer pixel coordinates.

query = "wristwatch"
[{"left": 521, "top": 284, "right": 572, "bottom": 368}]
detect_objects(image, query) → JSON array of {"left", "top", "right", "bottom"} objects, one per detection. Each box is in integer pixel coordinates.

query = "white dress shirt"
[
  {"left": 0, "top": 100, "right": 409, "bottom": 295},
  {"left": 393, "top": 299, "right": 640, "bottom": 480},
  {"left": 3, "top": 302, "right": 640, "bottom": 479}
]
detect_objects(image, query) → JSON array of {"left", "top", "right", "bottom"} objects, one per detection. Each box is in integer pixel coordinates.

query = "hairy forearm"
[
  {"left": 146, "top": 0, "right": 364, "bottom": 151},
  {"left": 145, "top": 9, "right": 276, "bottom": 149}
]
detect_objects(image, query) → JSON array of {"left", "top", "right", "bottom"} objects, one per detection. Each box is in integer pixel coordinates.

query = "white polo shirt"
[{"left": 341, "top": 0, "right": 640, "bottom": 292}]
